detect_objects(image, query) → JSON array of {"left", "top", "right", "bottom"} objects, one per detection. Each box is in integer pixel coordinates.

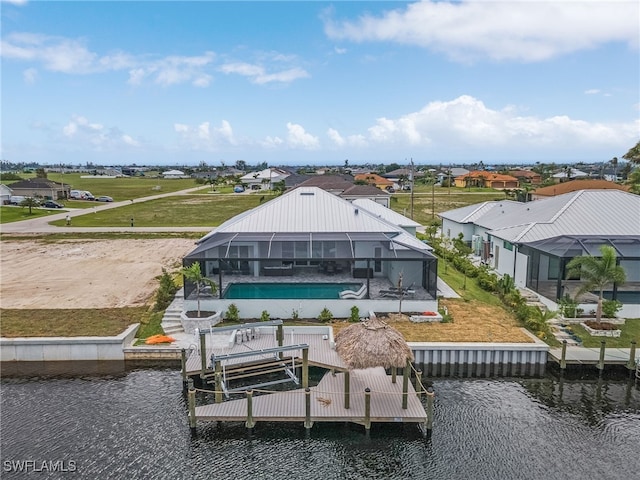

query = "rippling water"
[{"left": 1, "top": 363, "right": 639, "bottom": 479}]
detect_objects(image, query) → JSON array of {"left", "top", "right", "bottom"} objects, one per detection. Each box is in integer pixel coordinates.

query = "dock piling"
[
  {"left": 425, "top": 386, "right": 434, "bottom": 434},
  {"left": 415, "top": 370, "right": 422, "bottom": 398},
  {"left": 364, "top": 388, "right": 371, "bottom": 431},
  {"left": 245, "top": 389, "right": 255, "bottom": 431},
  {"left": 188, "top": 378, "right": 197, "bottom": 434},
  {"left": 304, "top": 387, "right": 312, "bottom": 430},
  {"left": 302, "top": 348, "right": 309, "bottom": 389},
  {"left": 181, "top": 349, "right": 188, "bottom": 389},
  {"left": 391, "top": 366, "right": 397, "bottom": 384},
  {"left": 214, "top": 361, "right": 223, "bottom": 403},
  {"left": 402, "top": 360, "right": 409, "bottom": 409},
  {"left": 627, "top": 340, "right": 637, "bottom": 371},
  {"left": 199, "top": 332, "right": 207, "bottom": 378},
  {"left": 598, "top": 340, "right": 606, "bottom": 371},
  {"left": 560, "top": 340, "right": 567, "bottom": 370},
  {"left": 344, "top": 371, "right": 350, "bottom": 409}
]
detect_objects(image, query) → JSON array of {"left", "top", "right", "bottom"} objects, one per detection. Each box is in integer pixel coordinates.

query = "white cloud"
[
  {"left": 60, "top": 114, "right": 140, "bottom": 149},
  {"left": 261, "top": 136, "right": 284, "bottom": 148},
  {"left": 327, "top": 127, "right": 368, "bottom": 147},
  {"left": 173, "top": 120, "right": 237, "bottom": 150},
  {"left": 2, "top": 0, "right": 29, "bottom": 6},
  {"left": 324, "top": 1, "right": 640, "bottom": 62},
  {"left": 286, "top": 122, "right": 320, "bottom": 149},
  {"left": 23, "top": 67, "right": 37, "bottom": 84},
  {"left": 360, "top": 95, "right": 638, "bottom": 149},
  {"left": 584, "top": 89, "right": 601, "bottom": 95},
  {"left": 220, "top": 62, "right": 309, "bottom": 84},
  {"left": 1, "top": 32, "right": 215, "bottom": 86},
  {"left": 334, "top": 47, "right": 347, "bottom": 54}
]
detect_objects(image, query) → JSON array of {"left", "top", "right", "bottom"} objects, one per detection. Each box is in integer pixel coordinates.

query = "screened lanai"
[
  {"left": 519, "top": 235, "right": 640, "bottom": 304},
  {"left": 183, "top": 230, "right": 438, "bottom": 301}
]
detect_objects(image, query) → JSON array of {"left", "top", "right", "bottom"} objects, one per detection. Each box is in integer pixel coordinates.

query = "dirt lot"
[{"left": 0, "top": 239, "right": 196, "bottom": 308}]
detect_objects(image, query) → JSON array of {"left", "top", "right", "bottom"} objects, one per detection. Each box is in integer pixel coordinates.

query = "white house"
[
  {"left": 183, "top": 186, "right": 438, "bottom": 319},
  {"left": 440, "top": 190, "right": 640, "bottom": 317},
  {"left": 162, "top": 169, "right": 186, "bottom": 179},
  {"left": 239, "top": 168, "right": 290, "bottom": 190},
  {"left": 0, "top": 184, "right": 12, "bottom": 204}
]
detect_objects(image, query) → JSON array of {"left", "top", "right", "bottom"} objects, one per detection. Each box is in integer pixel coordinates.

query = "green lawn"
[
  {"left": 44, "top": 173, "right": 204, "bottom": 201},
  {"left": 0, "top": 206, "right": 64, "bottom": 224},
  {"left": 49, "top": 193, "right": 275, "bottom": 227},
  {"left": 0, "top": 308, "right": 149, "bottom": 337},
  {"left": 390, "top": 190, "right": 505, "bottom": 225},
  {"left": 569, "top": 318, "right": 640, "bottom": 348}
]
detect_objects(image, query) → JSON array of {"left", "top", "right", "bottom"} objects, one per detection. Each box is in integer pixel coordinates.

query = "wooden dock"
[
  {"left": 194, "top": 367, "right": 429, "bottom": 427},
  {"left": 185, "top": 331, "right": 347, "bottom": 377},
  {"left": 549, "top": 341, "right": 637, "bottom": 371}
]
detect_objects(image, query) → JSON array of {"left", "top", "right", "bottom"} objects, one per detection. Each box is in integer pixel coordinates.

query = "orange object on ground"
[
  {"left": 422, "top": 311, "right": 438, "bottom": 316},
  {"left": 145, "top": 334, "right": 175, "bottom": 344}
]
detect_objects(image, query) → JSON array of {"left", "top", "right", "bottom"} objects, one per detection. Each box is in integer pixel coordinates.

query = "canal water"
[{"left": 1, "top": 362, "right": 639, "bottom": 479}]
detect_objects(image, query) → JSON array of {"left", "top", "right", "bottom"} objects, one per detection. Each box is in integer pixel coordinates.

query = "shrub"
[
  {"left": 291, "top": 309, "right": 299, "bottom": 321},
  {"left": 260, "top": 310, "right": 270, "bottom": 322},
  {"left": 476, "top": 266, "right": 498, "bottom": 292},
  {"left": 602, "top": 299, "right": 622, "bottom": 318},
  {"left": 318, "top": 307, "right": 333, "bottom": 323},
  {"left": 349, "top": 306, "right": 360, "bottom": 323},
  {"left": 558, "top": 294, "right": 579, "bottom": 318},
  {"left": 153, "top": 268, "right": 178, "bottom": 312},
  {"left": 225, "top": 304, "right": 240, "bottom": 322}
]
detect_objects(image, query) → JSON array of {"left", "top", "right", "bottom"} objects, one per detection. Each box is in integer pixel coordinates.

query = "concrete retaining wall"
[{"left": 0, "top": 324, "right": 139, "bottom": 362}]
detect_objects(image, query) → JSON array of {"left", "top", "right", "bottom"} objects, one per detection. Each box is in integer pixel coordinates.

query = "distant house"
[
  {"left": 440, "top": 190, "right": 640, "bottom": 317},
  {"left": 339, "top": 185, "right": 391, "bottom": 207},
  {"left": 0, "top": 184, "right": 12, "bottom": 204},
  {"left": 354, "top": 173, "right": 394, "bottom": 190},
  {"left": 454, "top": 171, "right": 519, "bottom": 189},
  {"left": 436, "top": 167, "right": 469, "bottom": 185},
  {"left": 552, "top": 168, "right": 588, "bottom": 183},
  {"left": 508, "top": 170, "right": 542, "bottom": 185},
  {"left": 239, "top": 168, "right": 290, "bottom": 190},
  {"left": 162, "top": 169, "right": 186, "bottom": 179},
  {"left": 531, "top": 179, "right": 629, "bottom": 200},
  {"left": 297, "top": 175, "right": 354, "bottom": 195},
  {"left": 7, "top": 178, "right": 70, "bottom": 200}
]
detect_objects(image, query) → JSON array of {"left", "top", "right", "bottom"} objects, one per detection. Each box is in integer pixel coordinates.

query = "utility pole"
[{"left": 410, "top": 158, "right": 415, "bottom": 220}]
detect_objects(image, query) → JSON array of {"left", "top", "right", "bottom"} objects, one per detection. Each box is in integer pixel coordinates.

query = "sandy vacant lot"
[{"left": 1, "top": 239, "right": 196, "bottom": 309}]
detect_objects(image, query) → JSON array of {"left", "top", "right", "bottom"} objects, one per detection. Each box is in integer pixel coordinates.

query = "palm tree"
[
  {"left": 565, "top": 246, "right": 626, "bottom": 325},
  {"left": 180, "top": 263, "right": 217, "bottom": 317}
]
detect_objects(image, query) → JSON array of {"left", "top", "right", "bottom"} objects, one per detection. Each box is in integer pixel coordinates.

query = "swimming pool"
[{"left": 223, "top": 282, "right": 363, "bottom": 299}]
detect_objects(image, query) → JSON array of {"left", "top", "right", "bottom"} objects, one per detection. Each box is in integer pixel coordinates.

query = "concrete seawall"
[{"left": 0, "top": 324, "right": 139, "bottom": 362}]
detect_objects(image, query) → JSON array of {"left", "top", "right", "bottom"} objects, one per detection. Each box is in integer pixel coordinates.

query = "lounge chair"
[
  {"left": 379, "top": 288, "right": 416, "bottom": 298},
  {"left": 339, "top": 284, "right": 367, "bottom": 299}
]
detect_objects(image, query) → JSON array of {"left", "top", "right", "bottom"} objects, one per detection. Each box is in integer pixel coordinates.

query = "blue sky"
[{"left": 1, "top": 0, "right": 639, "bottom": 167}]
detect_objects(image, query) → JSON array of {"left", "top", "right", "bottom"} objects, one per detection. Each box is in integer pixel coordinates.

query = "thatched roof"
[{"left": 335, "top": 315, "right": 414, "bottom": 370}]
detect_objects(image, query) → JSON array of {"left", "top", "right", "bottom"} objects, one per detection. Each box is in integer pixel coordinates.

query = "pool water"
[{"left": 223, "top": 282, "right": 363, "bottom": 299}]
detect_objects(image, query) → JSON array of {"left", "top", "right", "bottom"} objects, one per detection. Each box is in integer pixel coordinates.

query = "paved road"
[{"left": 1, "top": 186, "right": 213, "bottom": 234}]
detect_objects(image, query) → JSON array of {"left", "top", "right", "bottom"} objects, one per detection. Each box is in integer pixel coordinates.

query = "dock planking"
[{"left": 195, "top": 367, "right": 427, "bottom": 425}]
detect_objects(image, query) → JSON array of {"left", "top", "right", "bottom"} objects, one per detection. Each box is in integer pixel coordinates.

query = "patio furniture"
[
  {"left": 379, "top": 288, "right": 416, "bottom": 298},
  {"left": 262, "top": 264, "right": 294, "bottom": 276},
  {"left": 339, "top": 284, "right": 367, "bottom": 299}
]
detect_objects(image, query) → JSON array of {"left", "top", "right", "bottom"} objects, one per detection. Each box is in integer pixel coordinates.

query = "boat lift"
[{"left": 209, "top": 344, "right": 310, "bottom": 399}]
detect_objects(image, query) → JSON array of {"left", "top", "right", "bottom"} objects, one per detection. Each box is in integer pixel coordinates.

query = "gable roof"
[
  {"left": 194, "top": 186, "right": 431, "bottom": 255},
  {"left": 341, "top": 185, "right": 390, "bottom": 197},
  {"left": 354, "top": 173, "right": 393, "bottom": 185},
  {"left": 297, "top": 175, "right": 353, "bottom": 191},
  {"left": 532, "top": 179, "right": 629, "bottom": 197},
  {"left": 352, "top": 198, "right": 421, "bottom": 228},
  {"left": 443, "top": 190, "right": 640, "bottom": 244},
  {"left": 8, "top": 179, "right": 65, "bottom": 189}
]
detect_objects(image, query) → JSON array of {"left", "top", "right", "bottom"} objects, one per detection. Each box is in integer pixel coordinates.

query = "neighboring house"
[
  {"left": 440, "top": 190, "right": 640, "bottom": 317},
  {"left": 354, "top": 173, "right": 394, "bottom": 190},
  {"left": 0, "top": 184, "right": 13, "bottom": 204},
  {"left": 191, "top": 171, "right": 219, "bottom": 180},
  {"left": 340, "top": 185, "right": 391, "bottom": 208},
  {"left": 297, "top": 175, "right": 354, "bottom": 195},
  {"left": 283, "top": 173, "right": 311, "bottom": 189},
  {"left": 239, "top": 168, "right": 290, "bottom": 190},
  {"left": 508, "top": 170, "right": 542, "bottom": 185},
  {"left": 7, "top": 178, "right": 70, "bottom": 200},
  {"left": 455, "top": 171, "right": 519, "bottom": 189},
  {"left": 162, "top": 169, "right": 186, "bottom": 178},
  {"left": 552, "top": 168, "right": 588, "bottom": 183},
  {"left": 183, "top": 186, "right": 438, "bottom": 319},
  {"left": 437, "top": 168, "right": 469, "bottom": 185},
  {"left": 531, "top": 179, "right": 629, "bottom": 200}
]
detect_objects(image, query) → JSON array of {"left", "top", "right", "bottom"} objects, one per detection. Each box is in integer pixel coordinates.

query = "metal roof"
[
  {"left": 193, "top": 186, "right": 432, "bottom": 256},
  {"left": 486, "top": 190, "right": 640, "bottom": 243},
  {"left": 352, "top": 198, "right": 421, "bottom": 228},
  {"left": 521, "top": 236, "right": 640, "bottom": 259}
]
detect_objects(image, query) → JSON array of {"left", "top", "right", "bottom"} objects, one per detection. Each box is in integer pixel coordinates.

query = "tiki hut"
[{"left": 335, "top": 314, "right": 414, "bottom": 370}]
